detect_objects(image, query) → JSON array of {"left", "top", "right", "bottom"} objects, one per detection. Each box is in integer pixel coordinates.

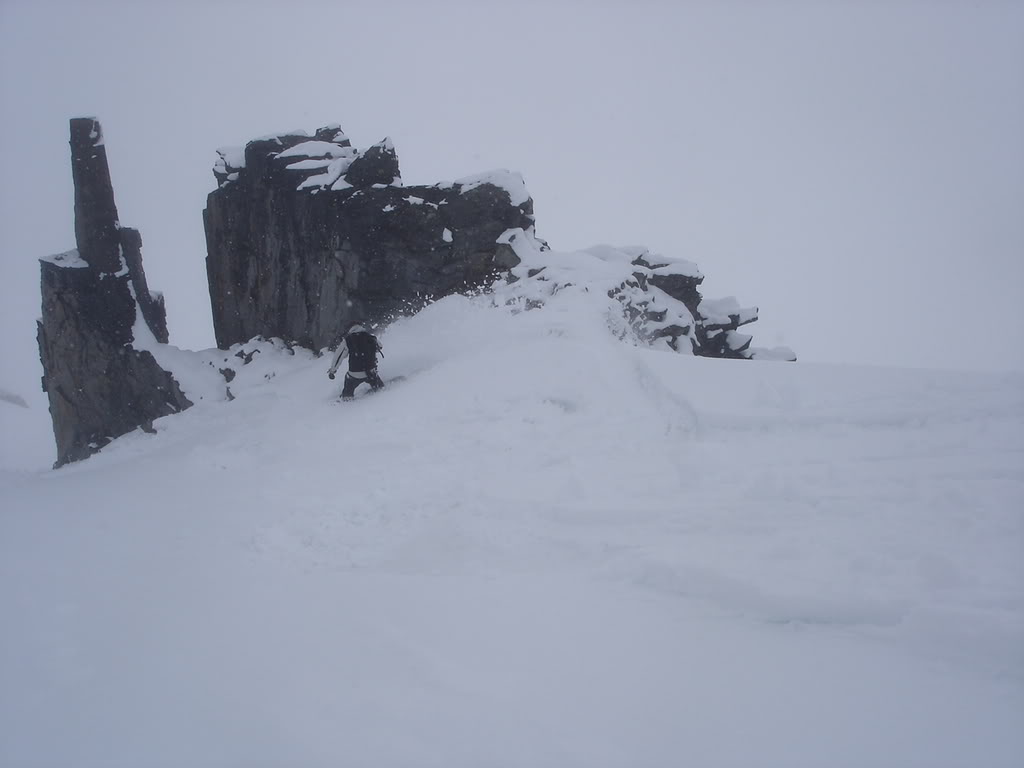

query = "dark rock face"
[
  {"left": 37, "top": 118, "right": 190, "bottom": 468},
  {"left": 343, "top": 138, "right": 400, "bottom": 188},
  {"left": 70, "top": 118, "right": 122, "bottom": 274},
  {"left": 204, "top": 125, "right": 534, "bottom": 350}
]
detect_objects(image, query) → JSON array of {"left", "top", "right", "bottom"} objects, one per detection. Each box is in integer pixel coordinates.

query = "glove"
[{"left": 328, "top": 371, "right": 335, "bottom": 380}]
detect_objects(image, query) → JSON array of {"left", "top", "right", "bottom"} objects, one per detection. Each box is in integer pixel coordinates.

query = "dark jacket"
[{"left": 328, "top": 325, "right": 382, "bottom": 377}]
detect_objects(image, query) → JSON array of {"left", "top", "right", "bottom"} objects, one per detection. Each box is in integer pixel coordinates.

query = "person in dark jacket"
[{"left": 327, "top": 323, "right": 384, "bottom": 400}]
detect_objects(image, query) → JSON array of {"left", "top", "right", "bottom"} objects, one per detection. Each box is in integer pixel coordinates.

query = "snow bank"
[
  {"left": 4, "top": 234, "right": 1021, "bottom": 766},
  {"left": 3, "top": 291, "right": 1022, "bottom": 765}
]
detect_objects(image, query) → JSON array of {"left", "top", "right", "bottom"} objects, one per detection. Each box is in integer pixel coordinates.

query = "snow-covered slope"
[{"left": 2, "top": 287, "right": 1022, "bottom": 767}]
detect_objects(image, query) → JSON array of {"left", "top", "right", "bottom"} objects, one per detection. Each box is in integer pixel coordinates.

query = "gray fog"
[{"left": 2, "top": 0, "right": 1022, "bottom": 407}]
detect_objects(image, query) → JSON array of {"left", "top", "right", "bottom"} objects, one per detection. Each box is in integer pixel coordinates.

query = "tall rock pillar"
[{"left": 37, "top": 118, "right": 190, "bottom": 468}]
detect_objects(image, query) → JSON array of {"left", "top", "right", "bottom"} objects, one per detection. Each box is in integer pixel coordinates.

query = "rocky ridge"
[{"left": 38, "top": 118, "right": 792, "bottom": 467}]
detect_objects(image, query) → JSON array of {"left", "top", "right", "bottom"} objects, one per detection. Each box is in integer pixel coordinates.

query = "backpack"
[{"left": 346, "top": 330, "right": 379, "bottom": 372}]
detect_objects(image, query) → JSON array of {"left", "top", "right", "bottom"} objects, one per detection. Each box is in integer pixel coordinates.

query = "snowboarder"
[{"left": 327, "top": 322, "right": 385, "bottom": 400}]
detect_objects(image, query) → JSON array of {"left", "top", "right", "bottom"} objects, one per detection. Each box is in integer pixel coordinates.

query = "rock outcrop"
[
  {"left": 37, "top": 118, "right": 190, "bottom": 468},
  {"left": 495, "top": 229, "right": 796, "bottom": 361},
  {"left": 204, "top": 125, "right": 534, "bottom": 350},
  {"left": 621, "top": 252, "right": 763, "bottom": 359},
  {"left": 37, "top": 117, "right": 792, "bottom": 466}
]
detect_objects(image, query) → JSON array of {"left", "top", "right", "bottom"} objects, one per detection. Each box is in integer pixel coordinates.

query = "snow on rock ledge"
[
  {"left": 493, "top": 228, "right": 794, "bottom": 361},
  {"left": 39, "top": 248, "right": 88, "bottom": 269},
  {"left": 212, "top": 124, "right": 402, "bottom": 192}
]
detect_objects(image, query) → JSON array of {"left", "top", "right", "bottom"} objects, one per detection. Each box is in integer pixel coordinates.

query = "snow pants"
[{"left": 342, "top": 370, "right": 384, "bottom": 399}]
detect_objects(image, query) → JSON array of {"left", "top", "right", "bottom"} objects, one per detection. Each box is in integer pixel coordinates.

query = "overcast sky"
[{"left": 2, "top": 0, "right": 1022, "bottom": 407}]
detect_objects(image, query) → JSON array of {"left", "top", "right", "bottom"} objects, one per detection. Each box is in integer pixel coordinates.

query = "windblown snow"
[{"left": 1, "top": 282, "right": 1022, "bottom": 766}]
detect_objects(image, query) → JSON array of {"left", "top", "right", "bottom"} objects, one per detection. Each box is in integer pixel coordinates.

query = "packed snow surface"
[{"left": 2, "top": 290, "right": 1022, "bottom": 767}]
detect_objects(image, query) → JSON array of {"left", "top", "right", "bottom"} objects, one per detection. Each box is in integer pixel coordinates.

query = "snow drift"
[{"left": 2, "top": 280, "right": 1022, "bottom": 766}]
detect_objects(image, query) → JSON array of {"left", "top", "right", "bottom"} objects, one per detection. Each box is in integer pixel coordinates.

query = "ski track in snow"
[{"left": 2, "top": 294, "right": 1023, "bottom": 766}]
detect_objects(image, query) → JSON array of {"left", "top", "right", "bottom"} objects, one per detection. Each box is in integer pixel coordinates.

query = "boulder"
[{"left": 343, "top": 137, "right": 400, "bottom": 188}]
